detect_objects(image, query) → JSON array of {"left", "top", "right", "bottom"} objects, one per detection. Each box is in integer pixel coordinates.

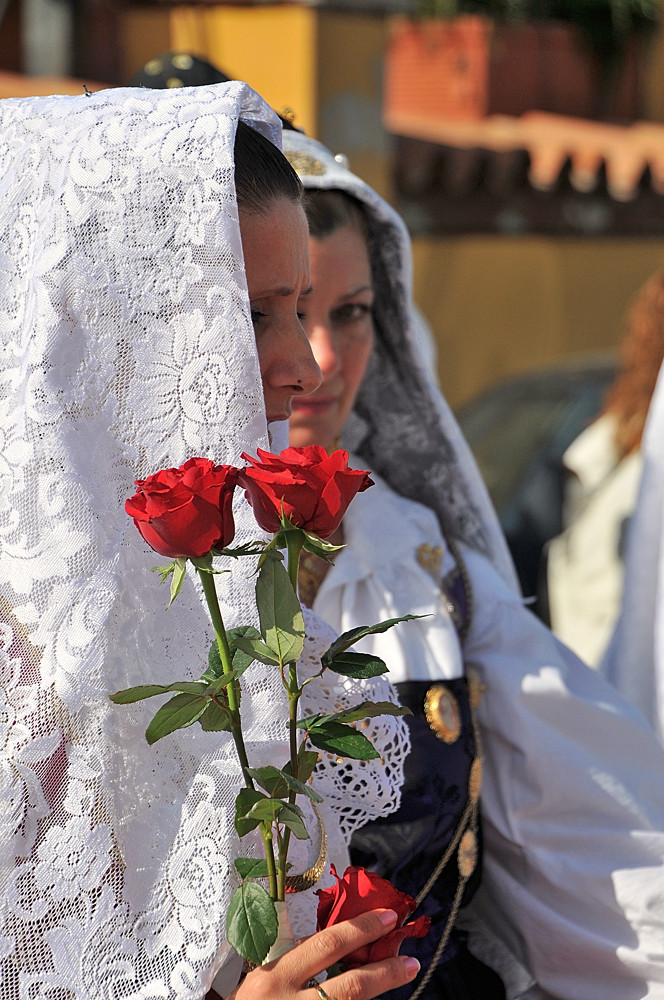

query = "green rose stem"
[
  {"left": 197, "top": 566, "right": 279, "bottom": 900},
  {"left": 277, "top": 530, "right": 306, "bottom": 901}
]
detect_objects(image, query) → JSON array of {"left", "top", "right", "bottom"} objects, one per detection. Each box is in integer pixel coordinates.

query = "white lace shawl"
[
  {"left": 281, "top": 130, "right": 519, "bottom": 593},
  {"left": 0, "top": 83, "right": 407, "bottom": 999}
]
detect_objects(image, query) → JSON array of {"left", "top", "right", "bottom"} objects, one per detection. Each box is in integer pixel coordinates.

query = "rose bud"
[
  {"left": 125, "top": 457, "right": 238, "bottom": 559},
  {"left": 239, "top": 446, "right": 373, "bottom": 539},
  {"left": 316, "top": 864, "right": 430, "bottom": 969}
]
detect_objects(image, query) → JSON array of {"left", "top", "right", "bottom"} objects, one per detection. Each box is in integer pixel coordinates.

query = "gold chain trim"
[{"left": 284, "top": 804, "right": 328, "bottom": 893}]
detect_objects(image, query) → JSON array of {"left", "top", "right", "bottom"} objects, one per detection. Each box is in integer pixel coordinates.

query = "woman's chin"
[{"left": 289, "top": 424, "right": 334, "bottom": 451}]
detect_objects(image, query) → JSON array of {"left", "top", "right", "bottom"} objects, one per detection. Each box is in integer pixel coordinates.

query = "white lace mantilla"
[{"left": 0, "top": 83, "right": 407, "bottom": 999}]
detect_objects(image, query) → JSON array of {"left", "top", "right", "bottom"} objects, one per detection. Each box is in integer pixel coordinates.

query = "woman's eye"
[
  {"left": 250, "top": 307, "right": 267, "bottom": 327},
  {"left": 333, "top": 303, "right": 372, "bottom": 324}
]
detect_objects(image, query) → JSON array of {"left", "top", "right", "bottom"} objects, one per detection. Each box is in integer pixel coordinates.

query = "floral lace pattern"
[{"left": 0, "top": 84, "right": 407, "bottom": 999}]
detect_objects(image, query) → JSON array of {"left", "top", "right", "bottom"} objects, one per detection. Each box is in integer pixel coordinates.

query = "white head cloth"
[
  {"left": 602, "top": 361, "right": 664, "bottom": 741},
  {"left": 0, "top": 84, "right": 407, "bottom": 998},
  {"left": 281, "top": 130, "right": 519, "bottom": 593}
]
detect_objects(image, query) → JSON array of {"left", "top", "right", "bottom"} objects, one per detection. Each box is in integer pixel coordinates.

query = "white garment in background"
[
  {"left": 603, "top": 361, "right": 664, "bottom": 742},
  {"left": 546, "top": 414, "right": 642, "bottom": 667}
]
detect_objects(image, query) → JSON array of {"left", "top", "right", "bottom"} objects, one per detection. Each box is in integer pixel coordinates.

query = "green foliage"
[
  {"left": 226, "top": 883, "right": 278, "bottom": 965},
  {"left": 247, "top": 765, "right": 323, "bottom": 803},
  {"left": 324, "top": 651, "right": 388, "bottom": 679},
  {"left": 234, "top": 857, "right": 270, "bottom": 879},
  {"left": 256, "top": 551, "right": 305, "bottom": 666},
  {"left": 288, "top": 746, "right": 320, "bottom": 785},
  {"left": 145, "top": 692, "right": 209, "bottom": 745},
  {"left": 321, "top": 615, "right": 423, "bottom": 669},
  {"left": 303, "top": 720, "right": 380, "bottom": 761}
]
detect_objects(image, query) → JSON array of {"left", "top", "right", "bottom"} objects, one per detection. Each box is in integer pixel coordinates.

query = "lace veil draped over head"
[
  {"left": 281, "top": 131, "right": 518, "bottom": 593},
  {"left": 0, "top": 84, "right": 407, "bottom": 998}
]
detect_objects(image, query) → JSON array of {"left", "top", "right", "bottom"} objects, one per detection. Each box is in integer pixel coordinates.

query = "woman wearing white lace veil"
[
  {"left": 283, "top": 128, "right": 664, "bottom": 1000},
  {"left": 0, "top": 83, "right": 417, "bottom": 1000}
]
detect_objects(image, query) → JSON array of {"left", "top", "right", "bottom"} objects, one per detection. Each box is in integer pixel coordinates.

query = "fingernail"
[
  {"left": 378, "top": 908, "right": 398, "bottom": 927},
  {"left": 401, "top": 956, "right": 420, "bottom": 979}
]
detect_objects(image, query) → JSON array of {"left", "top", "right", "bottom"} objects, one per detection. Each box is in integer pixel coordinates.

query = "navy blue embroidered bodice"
[{"left": 350, "top": 677, "right": 505, "bottom": 1000}]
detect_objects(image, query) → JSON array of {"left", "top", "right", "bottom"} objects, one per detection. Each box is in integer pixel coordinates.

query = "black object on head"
[
  {"left": 234, "top": 120, "right": 303, "bottom": 215},
  {"left": 129, "top": 51, "right": 230, "bottom": 89}
]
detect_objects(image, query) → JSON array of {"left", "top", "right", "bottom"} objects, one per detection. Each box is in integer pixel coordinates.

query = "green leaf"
[
  {"left": 247, "top": 764, "right": 323, "bottom": 804},
  {"left": 109, "top": 680, "right": 207, "bottom": 705},
  {"left": 234, "top": 857, "right": 269, "bottom": 880},
  {"left": 109, "top": 684, "right": 174, "bottom": 704},
  {"left": 321, "top": 615, "right": 425, "bottom": 667},
  {"left": 246, "top": 766, "right": 288, "bottom": 799},
  {"left": 277, "top": 802, "right": 310, "bottom": 840},
  {"left": 333, "top": 700, "right": 413, "bottom": 725},
  {"left": 285, "top": 748, "right": 320, "bottom": 785},
  {"left": 301, "top": 529, "right": 344, "bottom": 560},
  {"left": 198, "top": 699, "right": 231, "bottom": 732},
  {"left": 204, "top": 633, "right": 256, "bottom": 685},
  {"left": 226, "top": 883, "right": 277, "bottom": 965},
  {"left": 279, "top": 769, "right": 323, "bottom": 804},
  {"left": 324, "top": 651, "right": 388, "bottom": 679},
  {"left": 214, "top": 540, "right": 266, "bottom": 559},
  {"left": 168, "top": 557, "right": 188, "bottom": 607},
  {"left": 232, "top": 634, "right": 281, "bottom": 667},
  {"left": 152, "top": 562, "right": 174, "bottom": 584},
  {"left": 256, "top": 554, "right": 305, "bottom": 665},
  {"left": 234, "top": 788, "right": 268, "bottom": 837},
  {"left": 306, "top": 721, "right": 380, "bottom": 761},
  {"left": 247, "top": 798, "right": 310, "bottom": 840},
  {"left": 145, "top": 692, "right": 208, "bottom": 745},
  {"left": 297, "top": 702, "right": 411, "bottom": 732},
  {"left": 227, "top": 625, "right": 262, "bottom": 677}
]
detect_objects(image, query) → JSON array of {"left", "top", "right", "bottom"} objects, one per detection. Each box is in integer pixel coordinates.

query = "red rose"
[
  {"left": 239, "top": 446, "right": 373, "bottom": 539},
  {"left": 315, "top": 864, "right": 430, "bottom": 969},
  {"left": 125, "top": 457, "right": 238, "bottom": 559}
]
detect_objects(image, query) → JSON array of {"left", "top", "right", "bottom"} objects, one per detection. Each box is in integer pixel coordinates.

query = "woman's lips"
[{"left": 291, "top": 397, "right": 335, "bottom": 415}]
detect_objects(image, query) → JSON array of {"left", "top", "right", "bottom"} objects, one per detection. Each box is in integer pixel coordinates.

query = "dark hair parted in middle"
[
  {"left": 233, "top": 120, "right": 303, "bottom": 215},
  {"left": 303, "top": 188, "right": 369, "bottom": 242}
]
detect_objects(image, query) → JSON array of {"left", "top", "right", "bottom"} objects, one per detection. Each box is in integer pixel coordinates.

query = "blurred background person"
[{"left": 542, "top": 268, "right": 664, "bottom": 667}]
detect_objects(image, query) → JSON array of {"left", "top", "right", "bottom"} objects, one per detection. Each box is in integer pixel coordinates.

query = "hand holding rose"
[{"left": 224, "top": 909, "right": 421, "bottom": 1000}]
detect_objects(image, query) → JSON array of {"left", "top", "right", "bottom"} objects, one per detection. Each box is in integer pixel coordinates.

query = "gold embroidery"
[
  {"left": 416, "top": 542, "right": 443, "bottom": 582},
  {"left": 467, "top": 668, "right": 486, "bottom": 710},
  {"left": 285, "top": 150, "right": 325, "bottom": 176},
  {"left": 457, "top": 829, "right": 477, "bottom": 879},
  {"left": 468, "top": 756, "right": 482, "bottom": 804},
  {"left": 424, "top": 684, "right": 462, "bottom": 744}
]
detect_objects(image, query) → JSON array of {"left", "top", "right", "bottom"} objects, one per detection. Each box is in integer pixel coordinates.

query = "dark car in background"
[{"left": 455, "top": 355, "right": 616, "bottom": 602}]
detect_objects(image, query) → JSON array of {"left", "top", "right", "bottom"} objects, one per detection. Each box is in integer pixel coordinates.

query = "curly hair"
[{"left": 603, "top": 268, "right": 664, "bottom": 459}]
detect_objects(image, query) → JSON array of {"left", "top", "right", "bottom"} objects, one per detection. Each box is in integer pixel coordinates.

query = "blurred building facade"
[{"left": 3, "top": 0, "right": 664, "bottom": 407}]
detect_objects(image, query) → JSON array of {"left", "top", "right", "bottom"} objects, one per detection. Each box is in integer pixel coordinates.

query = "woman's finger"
[
  {"left": 267, "top": 909, "right": 398, "bottom": 983},
  {"left": 310, "top": 954, "right": 421, "bottom": 1000}
]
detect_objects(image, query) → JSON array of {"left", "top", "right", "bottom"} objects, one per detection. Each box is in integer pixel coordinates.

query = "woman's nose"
[
  {"left": 286, "top": 319, "right": 322, "bottom": 395},
  {"left": 307, "top": 321, "right": 342, "bottom": 381}
]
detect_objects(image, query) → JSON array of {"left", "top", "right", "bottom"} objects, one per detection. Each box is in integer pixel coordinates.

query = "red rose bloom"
[
  {"left": 125, "top": 457, "right": 238, "bottom": 559},
  {"left": 315, "top": 864, "right": 430, "bottom": 969},
  {"left": 239, "top": 446, "right": 373, "bottom": 539}
]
